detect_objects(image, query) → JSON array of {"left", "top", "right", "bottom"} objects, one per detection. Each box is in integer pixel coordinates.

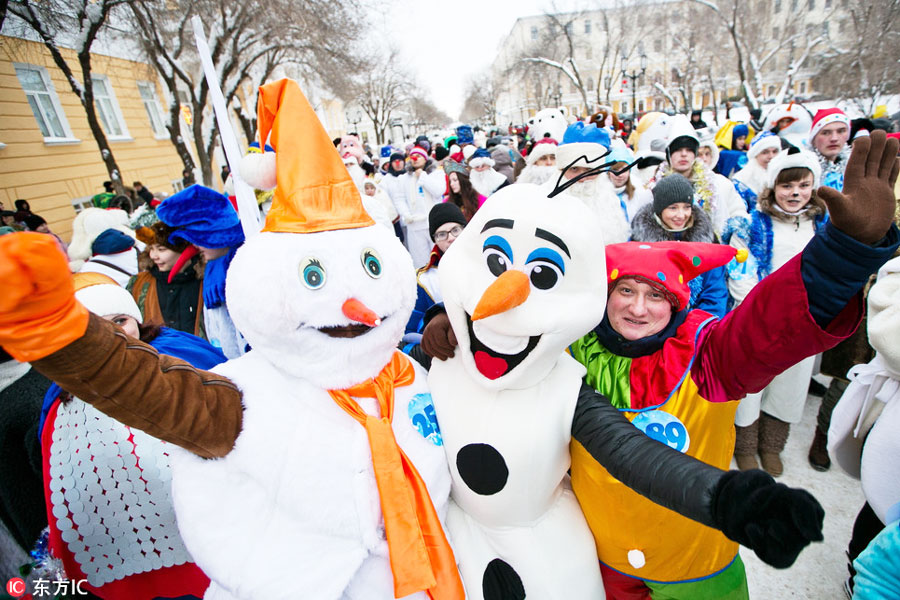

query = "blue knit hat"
[
  {"left": 156, "top": 184, "right": 245, "bottom": 249},
  {"left": 91, "top": 228, "right": 135, "bottom": 255}
]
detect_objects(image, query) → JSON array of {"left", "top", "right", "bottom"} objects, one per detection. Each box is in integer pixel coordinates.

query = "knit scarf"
[
  {"left": 202, "top": 247, "right": 238, "bottom": 309},
  {"left": 328, "top": 353, "right": 464, "bottom": 600}
]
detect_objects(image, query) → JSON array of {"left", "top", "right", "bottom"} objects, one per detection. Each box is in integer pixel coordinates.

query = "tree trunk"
[
  {"left": 75, "top": 51, "right": 125, "bottom": 195},
  {"left": 192, "top": 106, "right": 213, "bottom": 186}
]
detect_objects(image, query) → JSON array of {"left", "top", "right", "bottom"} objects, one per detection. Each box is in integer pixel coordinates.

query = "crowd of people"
[{"left": 1, "top": 85, "right": 899, "bottom": 600}]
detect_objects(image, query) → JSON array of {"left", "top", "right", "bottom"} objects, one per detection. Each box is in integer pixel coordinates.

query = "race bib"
[
  {"left": 632, "top": 410, "right": 690, "bottom": 453},
  {"left": 408, "top": 393, "right": 443, "bottom": 446}
]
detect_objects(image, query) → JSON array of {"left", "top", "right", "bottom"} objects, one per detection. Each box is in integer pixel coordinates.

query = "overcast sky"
[{"left": 369, "top": 0, "right": 586, "bottom": 119}]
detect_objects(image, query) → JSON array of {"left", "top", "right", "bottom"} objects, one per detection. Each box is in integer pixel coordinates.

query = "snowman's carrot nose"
[
  {"left": 472, "top": 270, "right": 530, "bottom": 321},
  {"left": 342, "top": 298, "right": 381, "bottom": 327}
]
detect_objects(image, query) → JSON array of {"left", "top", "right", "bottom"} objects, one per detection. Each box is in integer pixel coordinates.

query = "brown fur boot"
[
  {"left": 758, "top": 412, "right": 791, "bottom": 477},
  {"left": 734, "top": 420, "right": 760, "bottom": 471}
]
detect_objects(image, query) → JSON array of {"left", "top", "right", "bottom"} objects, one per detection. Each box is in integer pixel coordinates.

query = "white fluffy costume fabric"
[
  {"left": 428, "top": 184, "right": 609, "bottom": 599},
  {"left": 166, "top": 79, "right": 457, "bottom": 600}
]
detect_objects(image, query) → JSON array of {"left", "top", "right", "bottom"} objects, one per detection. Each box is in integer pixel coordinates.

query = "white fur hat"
[
  {"left": 766, "top": 148, "right": 821, "bottom": 189},
  {"left": 74, "top": 276, "right": 143, "bottom": 322}
]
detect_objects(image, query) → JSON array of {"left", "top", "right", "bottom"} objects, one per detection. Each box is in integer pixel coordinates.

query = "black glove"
[{"left": 713, "top": 469, "right": 824, "bottom": 568}]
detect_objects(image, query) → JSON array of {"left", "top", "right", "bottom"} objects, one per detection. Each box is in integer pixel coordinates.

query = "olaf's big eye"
[
  {"left": 361, "top": 248, "right": 382, "bottom": 278},
  {"left": 299, "top": 257, "right": 326, "bottom": 289}
]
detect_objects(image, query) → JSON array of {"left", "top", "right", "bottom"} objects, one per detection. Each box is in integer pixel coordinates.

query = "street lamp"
[
  {"left": 621, "top": 50, "right": 647, "bottom": 121},
  {"left": 345, "top": 109, "right": 361, "bottom": 133},
  {"left": 552, "top": 83, "right": 562, "bottom": 109}
]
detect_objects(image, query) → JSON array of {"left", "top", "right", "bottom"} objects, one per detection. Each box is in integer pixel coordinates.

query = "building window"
[
  {"left": 822, "top": 21, "right": 829, "bottom": 35},
  {"left": 792, "top": 0, "right": 799, "bottom": 9},
  {"left": 773, "top": 26, "right": 780, "bottom": 38},
  {"left": 584, "top": 20, "right": 591, "bottom": 34},
  {"left": 654, "top": 38, "right": 662, "bottom": 52},
  {"left": 91, "top": 75, "right": 129, "bottom": 139},
  {"left": 564, "top": 22, "right": 573, "bottom": 36},
  {"left": 530, "top": 26, "right": 538, "bottom": 40},
  {"left": 808, "top": 0, "right": 815, "bottom": 8},
  {"left": 622, "top": 101, "right": 628, "bottom": 113},
  {"left": 585, "top": 46, "right": 593, "bottom": 59},
  {"left": 587, "top": 77, "right": 594, "bottom": 90},
  {"left": 137, "top": 81, "right": 168, "bottom": 138},
  {"left": 825, "top": 0, "right": 831, "bottom": 6},
  {"left": 13, "top": 63, "right": 75, "bottom": 141},
  {"left": 800, "top": 81, "right": 807, "bottom": 94},
  {"left": 71, "top": 195, "right": 93, "bottom": 213},
  {"left": 768, "top": 85, "right": 776, "bottom": 96},
  {"left": 774, "top": 0, "right": 781, "bottom": 11},
  {"left": 638, "top": 100, "right": 644, "bottom": 112}
]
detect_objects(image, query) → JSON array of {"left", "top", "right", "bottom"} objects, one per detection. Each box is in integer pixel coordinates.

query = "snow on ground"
[{"left": 739, "top": 379, "right": 863, "bottom": 600}]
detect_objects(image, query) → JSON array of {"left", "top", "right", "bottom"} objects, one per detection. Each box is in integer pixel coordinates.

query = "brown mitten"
[
  {"left": 420, "top": 312, "right": 458, "bottom": 360},
  {"left": 818, "top": 130, "right": 900, "bottom": 245}
]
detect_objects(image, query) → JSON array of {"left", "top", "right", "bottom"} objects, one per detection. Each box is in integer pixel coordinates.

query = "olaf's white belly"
[{"left": 429, "top": 353, "right": 604, "bottom": 599}]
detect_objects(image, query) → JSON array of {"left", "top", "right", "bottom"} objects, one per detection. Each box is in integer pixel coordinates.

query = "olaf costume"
[{"left": 426, "top": 180, "right": 830, "bottom": 598}]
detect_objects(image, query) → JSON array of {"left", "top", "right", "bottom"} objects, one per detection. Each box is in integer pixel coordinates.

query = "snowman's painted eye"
[
  {"left": 299, "top": 257, "right": 326, "bottom": 289},
  {"left": 361, "top": 248, "right": 382, "bottom": 278}
]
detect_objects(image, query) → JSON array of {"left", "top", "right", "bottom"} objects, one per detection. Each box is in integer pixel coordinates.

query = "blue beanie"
[
  {"left": 733, "top": 124, "right": 749, "bottom": 140},
  {"left": 156, "top": 184, "right": 245, "bottom": 249},
  {"left": 91, "top": 228, "right": 135, "bottom": 255}
]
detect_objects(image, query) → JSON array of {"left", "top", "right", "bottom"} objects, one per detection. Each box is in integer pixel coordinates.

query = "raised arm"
[
  {"left": 0, "top": 234, "right": 244, "bottom": 458},
  {"left": 695, "top": 131, "right": 900, "bottom": 401}
]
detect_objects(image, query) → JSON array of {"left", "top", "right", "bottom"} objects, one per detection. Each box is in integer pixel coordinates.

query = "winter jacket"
[
  {"left": 405, "top": 248, "right": 442, "bottom": 335},
  {"left": 630, "top": 203, "right": 729, "bottom": 318},
  {"left": 640, "top": 162, "right": 749, "bottom": 237},
  {"left": 0, "top": 361, "right": 50, "bottom": 553},
  {"left": 723, "top": 195, "right": 828, "bottom": 305},
  {"left": 127, "top": 262, "right": 205, "bottom": 338},
  {"left": 569, "top": 220, "right": 898, "bottom": 584}
]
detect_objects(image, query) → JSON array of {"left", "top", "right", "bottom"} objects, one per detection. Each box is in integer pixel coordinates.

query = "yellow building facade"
[{"left": 0, "top": 36, "right": 198, "bottom": 241}]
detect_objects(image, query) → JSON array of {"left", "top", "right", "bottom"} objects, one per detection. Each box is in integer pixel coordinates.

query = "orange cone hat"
[{"left": 256, "top": 79, "right": 374, "bottom": 233}]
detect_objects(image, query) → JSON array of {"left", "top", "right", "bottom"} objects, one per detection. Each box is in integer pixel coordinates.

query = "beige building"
[
  {"left": 492, "top": 0, "right": 846, "bottom": 124},
  {"left": 0, "top": 35, "right": 199, "bottom": 241}
]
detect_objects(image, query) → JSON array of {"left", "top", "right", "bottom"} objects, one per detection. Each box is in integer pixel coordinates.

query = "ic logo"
[{"left": 6, "top": 577, "right": 26, "bottom": 597}]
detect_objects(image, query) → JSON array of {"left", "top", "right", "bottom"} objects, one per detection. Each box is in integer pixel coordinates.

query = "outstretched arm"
[
  {"left": 696, "top": 131, "right": 900, "bottom": 401},
  {"left": 0, "top": 233, "right": 244, "bottom": 458},
  {"left": 571, "top": 383, "right": 824, "bottom": 569}
]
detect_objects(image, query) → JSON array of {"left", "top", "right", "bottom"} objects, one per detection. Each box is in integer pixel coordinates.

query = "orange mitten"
[{"left": 0, "top": 233, "right": 89, "bottom": 361}]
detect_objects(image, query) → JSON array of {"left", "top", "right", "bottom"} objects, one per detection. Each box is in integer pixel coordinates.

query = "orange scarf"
[{"left": 328, "top": 352, "right": 464, "bottom": 600}]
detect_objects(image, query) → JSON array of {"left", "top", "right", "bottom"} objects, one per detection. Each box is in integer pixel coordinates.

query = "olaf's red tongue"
[{"left": 474, "top": 351, "right": 508, "bottom": 380}]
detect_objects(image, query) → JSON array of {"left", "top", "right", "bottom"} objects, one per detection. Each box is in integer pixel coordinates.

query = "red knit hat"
[
  {"left": 809, "top": 108, "right": 850, "bottom": 144},
  {"left": 606, "top": 241, "right": 747, "bottom": 311}
]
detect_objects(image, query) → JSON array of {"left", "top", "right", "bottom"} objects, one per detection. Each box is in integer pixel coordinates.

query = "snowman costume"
[{"left": 0, "top": 79, "right": 464, "bottom": 600}]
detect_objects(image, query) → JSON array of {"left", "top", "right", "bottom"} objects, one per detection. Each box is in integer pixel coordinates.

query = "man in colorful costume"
[{"left": 568, "top": 131, "right": 900, "bottom": 598}]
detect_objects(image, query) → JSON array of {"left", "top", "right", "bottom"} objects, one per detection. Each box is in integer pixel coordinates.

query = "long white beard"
[
  {"left": 564, "top": 176, "right": 631, "bottom": 244},
  {"left": 516, "top": 165, "right": 558, "bottom": 186},
  {"left": 470, "top": 169, "right": 507, "bottom": 197}
]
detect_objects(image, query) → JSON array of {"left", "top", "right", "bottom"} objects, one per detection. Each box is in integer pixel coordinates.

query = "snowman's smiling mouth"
[
  {"left": 466, "top": 313, "right": 540, "bottom": 380},
  {"left": 314, "top": 315, "right": 389, "bottom": 338}
]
